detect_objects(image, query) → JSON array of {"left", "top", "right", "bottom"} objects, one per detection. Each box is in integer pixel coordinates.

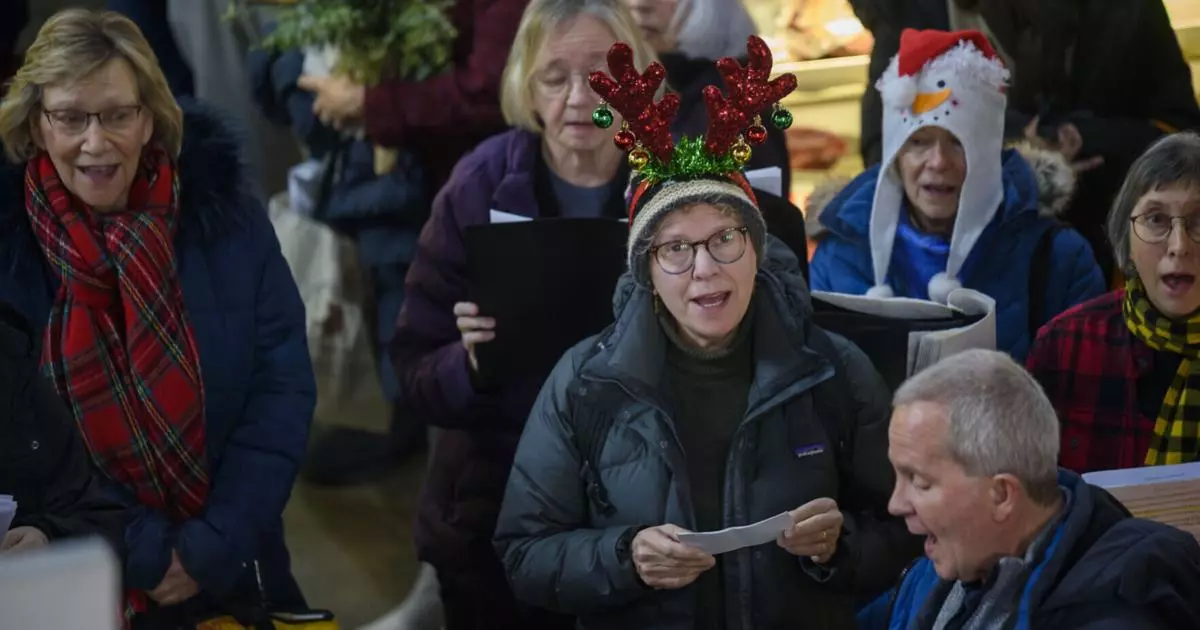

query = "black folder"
[{"left": 465, "top": 218, "right": 628, "bottom": 389}]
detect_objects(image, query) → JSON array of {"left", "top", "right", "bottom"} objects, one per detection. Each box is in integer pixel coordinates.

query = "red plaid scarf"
[{"left": 25, "top": 146, "right": 210, "bottom": 520}]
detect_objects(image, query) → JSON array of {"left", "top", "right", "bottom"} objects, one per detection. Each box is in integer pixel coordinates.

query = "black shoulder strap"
[{"left": 1028, "top": 224, "right": 1063, "bottom": 341}]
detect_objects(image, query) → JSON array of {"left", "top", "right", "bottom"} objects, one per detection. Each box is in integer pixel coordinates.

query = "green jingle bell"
[
  {"left": 771, "top": 107, "right": 794, "bottom": 130},
  {"left": 592, "top": 105, "right": 614, "bottom": 129}
]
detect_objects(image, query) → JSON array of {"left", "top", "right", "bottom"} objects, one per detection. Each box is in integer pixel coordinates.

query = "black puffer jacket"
[
  {"left": 494, "top": 241, "right": 920, "bottom": 629},
  {"left": 0, "top": 301, "right": 127, "bottom": 554}
]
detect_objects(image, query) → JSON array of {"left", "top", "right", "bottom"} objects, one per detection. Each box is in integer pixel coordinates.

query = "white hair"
[
  {"left": 673, "top": 0, "right": 757, "bottom": 61},
  {"left": 893, "top": 349, "right": 1061, "bottom": 504}
]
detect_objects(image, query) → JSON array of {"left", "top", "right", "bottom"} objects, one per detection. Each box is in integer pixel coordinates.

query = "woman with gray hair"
[
  {"left": 620, "top": 0, "right": 792, "bottom": 195},
  {"left": 1028, "top": 132, "right": 1200, "bottom": 474}
]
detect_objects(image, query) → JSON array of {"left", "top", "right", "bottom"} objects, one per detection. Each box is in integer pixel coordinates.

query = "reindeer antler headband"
[{"left": 588, "top": 35, "right": 797, "bottom": 184}]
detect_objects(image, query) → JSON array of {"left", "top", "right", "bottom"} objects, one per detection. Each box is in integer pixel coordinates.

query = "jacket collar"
[
  {"left": 490, "top": 129, "right": 542, "bottom": 219},
  {"left": 0, "top": 96, "right": 256, "bottom": 275}
]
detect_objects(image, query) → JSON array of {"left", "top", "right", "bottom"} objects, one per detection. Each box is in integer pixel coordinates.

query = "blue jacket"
[
  {"left": 808, "top": 147, "right": 1105, "bottom": 360},
  {"left": 0, "top": 100, "right": 315, "bottom": 608},
  {"left": 857, "top": 470, "right": 1200, "bottom": 629}
]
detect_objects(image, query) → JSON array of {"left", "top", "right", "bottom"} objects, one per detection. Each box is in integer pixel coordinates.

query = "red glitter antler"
[
  {"left": 589, "top": 42, "right": 679, "bottom": 163},
  {"left": 703, "top": 35, "right": 798, "bottom": 156}
]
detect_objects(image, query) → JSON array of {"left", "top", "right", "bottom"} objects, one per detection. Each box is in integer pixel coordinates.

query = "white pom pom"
[
  {"left": 927, "top": 272, "right": 962, "bottom": 304},
  {"left": 880, "top": 75, "right": 918, "bottom": 110},
  {"left": 866, "top": 284, "right": 895, "bottom": 299}
]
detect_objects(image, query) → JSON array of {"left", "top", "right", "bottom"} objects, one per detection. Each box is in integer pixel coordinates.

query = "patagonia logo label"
[{"left": 794, "top": 443, "right": 825, "bottom": 459}]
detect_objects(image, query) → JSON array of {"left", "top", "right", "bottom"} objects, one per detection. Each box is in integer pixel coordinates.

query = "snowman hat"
[{"left": 867, "top": 29, "right": 1010, "bottom": 303}]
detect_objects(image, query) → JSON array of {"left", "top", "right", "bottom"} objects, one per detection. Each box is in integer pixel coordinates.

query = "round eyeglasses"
[
  {"left": 42, "top": 105, "right": 143, "bottom": 135},
  {"left": 650, "top": 226, "right": 750, "bottom": 275},
  {"left": 1130, "top": 212, "right": 1200, "bottom": 244}
]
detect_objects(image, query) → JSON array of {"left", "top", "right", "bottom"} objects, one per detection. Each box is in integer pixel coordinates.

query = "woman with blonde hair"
[
  {"left": 0, "top": 9, "right": 315, "bottom": 628},
  {"left": 388, "top": 0, "right": 654, "bottom": 627}
]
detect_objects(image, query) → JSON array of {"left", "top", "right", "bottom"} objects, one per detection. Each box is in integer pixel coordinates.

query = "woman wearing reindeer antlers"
[{"left": 494, "top": 35, "right": 919, "bottom": 630}]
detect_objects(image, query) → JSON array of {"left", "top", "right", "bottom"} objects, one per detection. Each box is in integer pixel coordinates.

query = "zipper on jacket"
[{"left": 886, "top": 558, "right": 922, "bottom": 627}]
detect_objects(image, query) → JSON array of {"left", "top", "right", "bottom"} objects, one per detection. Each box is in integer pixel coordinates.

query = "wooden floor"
[{"left": 283, "top": 386, "right": 429, "bottom": 629}]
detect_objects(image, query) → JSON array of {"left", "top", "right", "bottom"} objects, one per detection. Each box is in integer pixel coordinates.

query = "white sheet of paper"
[
  {"left": 744, "top": 166, "right": 783, "bottom": 197},
  {"left": 814, "top": 288, "right": 997, "bottom": 379},
  {"left": 0, "top": 495, "right": 16, "bottom": 536},
  {"left": 1083, "top": 461, "right": 1200, "bottom": 488},
  {"left": 676, "top": 512, "right": 792, "bottom": 555},
  {"left": 489, "top": 209, "right": 533, "bottom": 224}
]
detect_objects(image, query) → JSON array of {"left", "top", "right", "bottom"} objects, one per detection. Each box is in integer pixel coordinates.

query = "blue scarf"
[{"left": 891, "top": 204, "right": 951, "bottom": 300}]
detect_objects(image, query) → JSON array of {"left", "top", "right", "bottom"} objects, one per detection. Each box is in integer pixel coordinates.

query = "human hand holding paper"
[
  {"left": 777, "top": 498, "right": 843, "bottom": 563},
  {"left": 1, "top": 526, "right": 48, "bottom": 554},
  {"left": 454, "top": 301, "right": 495, "bottom": 372},
  {"left": 632, "top": 524, "right": 716, "bottom": 589}
]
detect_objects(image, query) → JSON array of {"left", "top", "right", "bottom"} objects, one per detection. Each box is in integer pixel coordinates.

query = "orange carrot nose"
[{"left": 912, "top": 88, "right": 951, "bottom": 115}]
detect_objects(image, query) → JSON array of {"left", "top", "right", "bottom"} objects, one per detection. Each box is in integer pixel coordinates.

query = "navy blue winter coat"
[
  {"left": 857, "top": 469, "right": 1200, "bottom": 629},
  {"left": 0, "top": 100, "right": 315, "bottom": 611}
]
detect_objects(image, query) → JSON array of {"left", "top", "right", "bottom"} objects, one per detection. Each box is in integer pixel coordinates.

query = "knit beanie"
[
  {"left": 588, "top": 36, "right": 797, "bottom": 287},
  {"left": 869, "top": 29, "right": 1010, "bottom": 303}
]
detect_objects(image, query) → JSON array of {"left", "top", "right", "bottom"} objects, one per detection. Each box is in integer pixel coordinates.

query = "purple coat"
[{"left": 390, "top": 128, "right": 557, "bottom": 572}]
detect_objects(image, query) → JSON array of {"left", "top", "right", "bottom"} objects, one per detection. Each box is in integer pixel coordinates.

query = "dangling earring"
[{"left": 653, "top": 292, "right": 660, "bottom": 314}]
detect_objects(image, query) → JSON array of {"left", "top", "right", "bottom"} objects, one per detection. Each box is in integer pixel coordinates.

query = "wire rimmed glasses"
[
  {"left": 42, "top": 104, "right": 143, "bottom": 135},
  {"left": 1130, "top": 212, "right": 1200, "bottom": 244}
]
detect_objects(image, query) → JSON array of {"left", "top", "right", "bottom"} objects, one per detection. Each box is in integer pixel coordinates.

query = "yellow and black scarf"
[{"left": 1123, "top": 278, "right": 1200, "bottom": 465}]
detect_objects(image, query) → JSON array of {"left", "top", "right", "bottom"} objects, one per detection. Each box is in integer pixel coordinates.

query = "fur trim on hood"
[{"left": 805, "top": 142, "right": 1076, "bottom": 240}]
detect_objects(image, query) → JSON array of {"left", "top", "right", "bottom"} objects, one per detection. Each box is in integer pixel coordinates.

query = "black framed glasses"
[
  {"left": 42, "top": 104, "right": 143, "bottom": 135},
  {"left": 650, "top": 226, "right": 750, "bottom": 275},
  {"left": 1130, "top": 212, "right": 1200, "bottom": 244}
]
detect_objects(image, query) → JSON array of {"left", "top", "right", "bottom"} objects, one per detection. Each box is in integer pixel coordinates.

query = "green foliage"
[
  {"left": 639, "top": 136, "right": 742, "bottom": 185},
  {"left": 235, "top": 0, "right": 457, "bottom": 85}
]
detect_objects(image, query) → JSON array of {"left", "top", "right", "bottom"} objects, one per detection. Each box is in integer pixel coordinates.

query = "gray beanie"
[{"left": 626, "top": 174, "right": 767, "bottom": 287}]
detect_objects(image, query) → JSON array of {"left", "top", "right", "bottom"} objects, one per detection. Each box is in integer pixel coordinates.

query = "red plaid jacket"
[{"left": 1027, "top": 290, "right": 1159, "bottom": 473}]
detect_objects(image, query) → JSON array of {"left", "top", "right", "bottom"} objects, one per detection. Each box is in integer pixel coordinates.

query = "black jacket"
[
  {"left": 849, "top": 0, "right": 1200, "bottom": 274},
  {"left": 495, "top": 242, "right": 919, "bottom": 629},
  {"left": 0, "top": 301, "right": 127, "bottom": 555}
]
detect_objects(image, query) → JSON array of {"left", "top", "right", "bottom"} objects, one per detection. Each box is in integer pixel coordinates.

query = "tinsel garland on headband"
[
  {"left": 649, "top": 136, "right": 743, "bottom": 182},
  {"left": 588, "top": 35, "right": 797, "bottom": 187}
]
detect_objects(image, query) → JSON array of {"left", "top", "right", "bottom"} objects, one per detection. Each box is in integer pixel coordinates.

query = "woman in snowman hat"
[{"left": 808, "top": 29, "right": 1105, "bottom": 360}]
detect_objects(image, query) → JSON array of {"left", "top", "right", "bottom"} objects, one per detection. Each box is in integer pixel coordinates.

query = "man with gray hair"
[{"left": 858, "top": 349, "right": 1200, "bottom": 629}]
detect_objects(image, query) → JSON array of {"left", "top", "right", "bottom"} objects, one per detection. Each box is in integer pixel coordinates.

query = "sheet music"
[
  {"left": 0, "top": 495, "right": 16, "bottom": 536},
  {"left": 744, "top": 166, "right": 784, "bottom": 197},
  {"left": 813, "top": 287, "right": 997, "bottom": 378},
  {"left": 677, "top": 512, "right": 793, "bottom": 555}
]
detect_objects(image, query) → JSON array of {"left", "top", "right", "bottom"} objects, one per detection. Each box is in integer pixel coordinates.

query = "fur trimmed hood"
[
  {"left": 805, "top": 142, "right": 1076, "bottom": 240},
  {"left": 0, "top": 97, "right": 257, "bottom": 273}
]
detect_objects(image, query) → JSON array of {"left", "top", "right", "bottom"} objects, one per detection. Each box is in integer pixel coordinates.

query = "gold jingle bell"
[
  {"left": 731, "top": 139, "right": 752, "bottom": 165},
  {"left": 629, "top": 148, "right": 650, "bottom": 170}
]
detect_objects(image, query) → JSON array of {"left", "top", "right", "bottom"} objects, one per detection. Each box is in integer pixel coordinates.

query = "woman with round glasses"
[
  {"left": 1028, "top": 132, "right": 1200, "bottom": 474},
  {"left": 0, "top": 9, "right": 315, "bottom": 627},
  {"left": 496, "top": 106, "right": 913, "bottom": 628}
]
